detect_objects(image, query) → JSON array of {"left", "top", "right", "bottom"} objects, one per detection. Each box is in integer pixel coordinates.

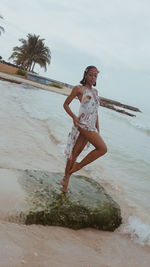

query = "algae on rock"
[{"left": 19, "top": 170, "right": 122, "bottom": 231}]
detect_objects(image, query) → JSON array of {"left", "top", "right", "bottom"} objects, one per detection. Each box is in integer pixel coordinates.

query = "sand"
[
  {"left": 0, "top": 71, "right": 150, "bottom": 267},
  {"left": 0, "top": 71, "right": 71, "bottom": 96}
]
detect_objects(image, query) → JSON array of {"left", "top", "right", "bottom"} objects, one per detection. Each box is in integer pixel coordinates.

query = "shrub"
[
  {"left": 50, "top": 82, "right": 63, "bottom": 89},
  {"left": 17, "top": 69, "right": 27, "bottom": 76}
]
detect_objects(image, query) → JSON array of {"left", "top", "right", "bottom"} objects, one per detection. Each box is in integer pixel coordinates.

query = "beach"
[{"left": 0, "top": 72, "right": 150, "bottom": 267}]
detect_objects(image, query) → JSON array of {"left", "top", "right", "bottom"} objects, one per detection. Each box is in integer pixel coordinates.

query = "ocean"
[{"left": 0, "top": 79, "right": 150, "bottom": 264}]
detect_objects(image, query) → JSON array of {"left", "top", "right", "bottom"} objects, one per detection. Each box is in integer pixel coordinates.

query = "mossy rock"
[{"left": 19, "top": 170, "right": 122, "bottom": 231}]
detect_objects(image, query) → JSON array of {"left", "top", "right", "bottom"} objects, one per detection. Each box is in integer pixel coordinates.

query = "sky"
[{"left": 0, "top": 0, "right": 150, "bottom": 112}]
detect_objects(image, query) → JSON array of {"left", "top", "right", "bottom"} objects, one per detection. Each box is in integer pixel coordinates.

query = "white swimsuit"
[{"left": 65, "top": 88, "right": 100, "bottom": 159}]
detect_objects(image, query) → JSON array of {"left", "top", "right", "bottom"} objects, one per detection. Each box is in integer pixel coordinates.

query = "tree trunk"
[
  {"left": 31, "top": 61, "right": 36, "bottom": 72},
  {"left": 28, "top": 61, "right": 32, "bottom": 72}
]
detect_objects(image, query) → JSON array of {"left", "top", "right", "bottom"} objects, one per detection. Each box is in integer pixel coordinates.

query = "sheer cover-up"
[{"left": 65, "top": 88, "right": 100, "bottom": 159}]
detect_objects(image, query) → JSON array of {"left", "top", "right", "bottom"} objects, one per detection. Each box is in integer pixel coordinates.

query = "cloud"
[
  {"left": 0, "top": 0, "right": 150, "bottom": 107},
  {"left": 1, "top": 0, "right": 150, "bottom": 71}
]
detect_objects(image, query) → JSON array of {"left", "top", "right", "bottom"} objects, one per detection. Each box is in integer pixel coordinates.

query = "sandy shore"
[
  {"left": 1, "top": 218, "right": 150, "bottom": 267},
  {"left": 0, "top": 72, "right": 150, "bottom": 267},
  {"left": 0, "top": 71, "right": 71, "bottom": 96}
]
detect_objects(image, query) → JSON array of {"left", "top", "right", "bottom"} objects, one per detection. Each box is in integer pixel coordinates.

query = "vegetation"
[
  {"left": 17, "top": 69, "right": 27, "bottom": 76},
  {"left": 9, "top": 34, "right": 51, "bottom": 72},
  {"left": 0, "top": 15, "right": 4, "bottom": 35},
  {"left": 50, "top": 82, "right": 63, "bottom": 89}
]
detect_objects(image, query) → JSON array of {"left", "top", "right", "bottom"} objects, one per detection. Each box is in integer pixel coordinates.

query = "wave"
[
  {"left": 129, "top": 115, "right": 150, "bottom": 136},
  {"left": 21, "top": 83, "right": 39, "bottom": 90},
  {"left": 103, "top": 108, "right": 150, "bottom": 136},
  {"left": 123, "top": 216, "right": 150, "bottom": 246},
  {"left": 1, "top": 80, "right": 150, "bottom": 136}
]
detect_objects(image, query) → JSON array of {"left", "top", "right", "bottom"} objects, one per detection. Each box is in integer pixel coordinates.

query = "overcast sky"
[{"left": 0, "top": 0, "right": 150, "bottom": 111}]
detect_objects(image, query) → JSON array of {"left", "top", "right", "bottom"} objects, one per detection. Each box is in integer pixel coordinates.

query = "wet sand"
[
  {"left": 1, "top": 219, "right": 150, "bottom": 267},
  {"left": 0, "top": 72, "right": 150, "bottom": 267}
]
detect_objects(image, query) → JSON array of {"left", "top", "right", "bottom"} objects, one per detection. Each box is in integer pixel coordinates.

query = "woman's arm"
[{"left": 63, "top": 86, "right": 80, "bottom": 127}]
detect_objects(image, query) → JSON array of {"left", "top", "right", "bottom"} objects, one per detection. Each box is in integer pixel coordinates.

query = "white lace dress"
[{"left": 65, "top": 88, "right": 100, "bottom": 159}]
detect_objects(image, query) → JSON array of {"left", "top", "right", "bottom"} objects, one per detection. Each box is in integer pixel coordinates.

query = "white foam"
[
  {"left": 104, "top": 108, "right": 150, "bottom": 136},
  {"left": 123, "top": 216, "right": 150, "bottom": 246}
]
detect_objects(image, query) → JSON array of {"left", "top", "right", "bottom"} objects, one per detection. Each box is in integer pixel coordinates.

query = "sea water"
[{"left": 0, "top": 80, "right": 150, "bottom": 247}]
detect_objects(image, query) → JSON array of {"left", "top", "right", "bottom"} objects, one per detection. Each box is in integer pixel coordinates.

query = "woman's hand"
[{"left": 73, "top": 115, "right": 80, "bottom": 127}]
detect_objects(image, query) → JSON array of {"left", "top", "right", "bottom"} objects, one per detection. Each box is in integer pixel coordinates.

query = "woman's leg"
[
  {"left": 69, "top": 127, "right": 107, "bottom": 174},
  {"left": 60, "top": 133, "right": 88, "bottom": 192}
]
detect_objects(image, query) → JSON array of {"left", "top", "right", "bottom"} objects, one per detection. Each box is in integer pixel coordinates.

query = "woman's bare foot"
[
  {"left": 69, "top": 162, "right": 82, "bottom": 174},
  {"left": 60, "top": 186, "right": 68, "bottom": 193},
  {"left": 60, "top": 176, "right": 69, "bottom": 193}
]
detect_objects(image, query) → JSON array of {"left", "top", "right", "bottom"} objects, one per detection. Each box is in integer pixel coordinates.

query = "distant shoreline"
[
  {"left": 0, "top": 71, "right": 141, "bottom": 117},
  {"left": 0, "top": 71, "right": 71, "bottom": 96}
]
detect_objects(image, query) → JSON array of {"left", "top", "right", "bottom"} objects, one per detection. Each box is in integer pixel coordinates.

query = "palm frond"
[{"left": 9, "top": 33, "right": 51, "bottom": 71}]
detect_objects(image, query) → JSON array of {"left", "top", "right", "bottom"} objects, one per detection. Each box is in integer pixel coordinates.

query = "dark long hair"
[{"left": 80, "top": 65, "right": 99, "bottom": 86}]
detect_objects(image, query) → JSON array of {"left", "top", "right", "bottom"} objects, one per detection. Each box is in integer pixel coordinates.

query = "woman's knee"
[
  {"left": 97, "top": 143, "right": 107, "bottom": 156},
  {"left": 103, "top": 144, "right": 107, "bottom": 155}
]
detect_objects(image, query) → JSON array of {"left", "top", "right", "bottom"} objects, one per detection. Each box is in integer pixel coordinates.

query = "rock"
[
  {"left": 100, "top": 97, "right": 141, "bottom": 117},
  {"left": 18, "top": 170, "right": 122, "bottom": 231}
]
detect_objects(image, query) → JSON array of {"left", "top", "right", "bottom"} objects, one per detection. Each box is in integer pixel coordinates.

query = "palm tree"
[
  {"left": 9, "top": 34, "right": 51, "bottom": 72},
  {"left": 0, "top": 15, "right": 4, "bottom": 35}
]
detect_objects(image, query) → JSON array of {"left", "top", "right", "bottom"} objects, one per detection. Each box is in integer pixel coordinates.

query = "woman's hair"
[{"left": 80, "top": 65, "right": 99, "bottom": 86}]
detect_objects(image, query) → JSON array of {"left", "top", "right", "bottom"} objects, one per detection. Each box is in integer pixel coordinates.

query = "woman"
[{"left": 60, "top": 65, "right": 107, "bottom": 192}]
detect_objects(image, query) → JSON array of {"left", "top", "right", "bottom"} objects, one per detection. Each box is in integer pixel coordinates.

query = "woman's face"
[{"left": 85, "top": 70, "right": 98, "bottom": 86}]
